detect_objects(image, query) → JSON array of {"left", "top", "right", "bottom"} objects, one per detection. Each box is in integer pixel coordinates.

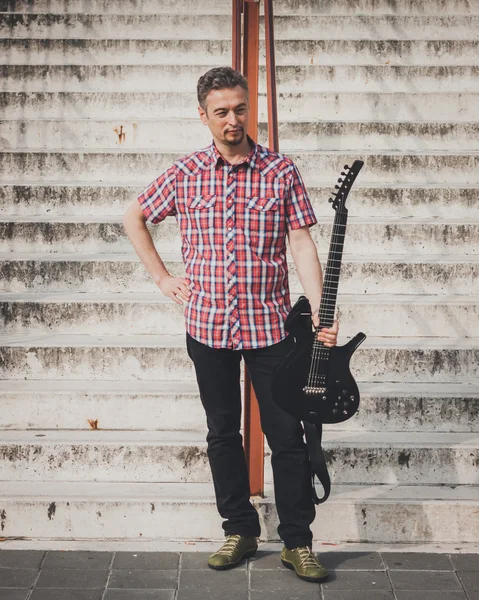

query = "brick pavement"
[{"left": 0, "top": 550, "right": 477, "bottom": 600}]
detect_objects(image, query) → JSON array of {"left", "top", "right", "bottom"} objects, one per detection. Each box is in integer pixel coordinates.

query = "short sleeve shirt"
[{"left": 138, "top": 137, "right": 317, "bottom": 350}]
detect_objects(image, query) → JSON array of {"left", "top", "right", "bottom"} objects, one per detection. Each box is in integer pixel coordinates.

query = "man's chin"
[{"left": 225, "top": 131, "right": 245, "bottom": 145}]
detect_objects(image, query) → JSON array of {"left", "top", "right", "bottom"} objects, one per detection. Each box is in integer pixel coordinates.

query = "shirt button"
[{"left": 228, "top": 226, "right": 233, "bottom": 231}]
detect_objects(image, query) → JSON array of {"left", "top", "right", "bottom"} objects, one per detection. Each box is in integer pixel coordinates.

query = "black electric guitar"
[{"left": 272, "top": 160, "right": 366, "bottom": 503}]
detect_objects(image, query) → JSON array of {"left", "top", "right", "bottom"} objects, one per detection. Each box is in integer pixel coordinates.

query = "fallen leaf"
[{"left": 87, "top": 419, "right": 99, "bottom": 430}]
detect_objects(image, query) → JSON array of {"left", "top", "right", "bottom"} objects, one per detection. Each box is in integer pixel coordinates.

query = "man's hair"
[{"left": 197, "top": 67, "right": 249, "bottom": 112}]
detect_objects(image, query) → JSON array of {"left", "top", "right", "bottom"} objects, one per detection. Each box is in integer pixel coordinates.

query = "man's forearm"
[
  {"left": 290, "top": 238, "right": 323, "bottom": 314},
  {"left": 123, "top": 206, "right": 170, "bottom": 285}
]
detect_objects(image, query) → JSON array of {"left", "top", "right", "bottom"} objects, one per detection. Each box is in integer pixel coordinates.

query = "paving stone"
[
  {"left": 0, "top": 590, "right": 30, "bottom": 600},
  {"left": 458, "top": 570, "right": 479, "bottom": 591},
  {"left": 251, "top": 569, "right": 321, "bottom": 592},
  {"left": 395, "top": 592, "right": 467, "bottom": 600},
  {"left": 0, "top": 550, "right": 44, "bottom": 569},
  {"left": 320, "top": 552, "right": 384, "bottom": 571},
  {"left": 467, "top": 592, "right": 479, "bottom": 600},
  {"left": 321, "top": 572, "right": 392, "bottom": 591},
  {"left": 105, "top": 591, "right": 175, "bottom": 600},
  {"left": 449, "top": 554, "right": 479, "bottom": 571},
  {"left": 177, "top": 591, "right": 247, "bottom": 600},
  {"left": 382, "top": 553, "right": 453, "bottom": 571},
  {"left": 323, "top": 592, "right": 394, "bottom": 600},
  {"left": 113, "top": 552, "right": 179, "bottom": 571},
  {"left": 179, "top": 568, "right": 247, "bottom": 594},
  {"left": 43, "top": 551, "right": 112, "bottom": 570},
  {"left": 30, "top": 591, "right": 104, "bottom": 600},
  {"left": 36, "top": 568, "right": 108, "bottom": 589},
  {"left": 389, "top": 570, "right": 463, "bottom": 591},
  {"left": 249, "top": 551, "right": 283, "bottom": 570},
  {"left": 250, "top": 589, "right": 318, "bottom": 600},
  {"left": 108, "top": 569, "right": 177, "bottom": 590},
  {"left": 0, "top": 568, "right": 38, "bottom": 588},
  {"left": 180, "top": 552, "right": 216, "bottom": 570}
]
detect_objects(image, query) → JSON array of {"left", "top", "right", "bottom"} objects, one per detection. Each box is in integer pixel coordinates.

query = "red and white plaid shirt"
[{"left": 138, "top": 137, "right": 317, "bottom": 350}]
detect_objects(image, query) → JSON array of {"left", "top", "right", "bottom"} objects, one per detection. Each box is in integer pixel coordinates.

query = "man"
[{"left": 123, "top": 67, "right": 339, "bottom": 583}]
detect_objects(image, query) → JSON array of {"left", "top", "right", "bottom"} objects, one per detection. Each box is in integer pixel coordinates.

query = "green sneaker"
[
  {"left": 281, "top": 546, "right": 329, "bottom": 582},
  {"left": 208, "top": 534, "right": 258, "bottom": 570}
]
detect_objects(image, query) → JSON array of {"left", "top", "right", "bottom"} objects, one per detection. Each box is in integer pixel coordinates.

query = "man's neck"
[{"left": 214, "top": 136, "right": 253, "bottom": 165}]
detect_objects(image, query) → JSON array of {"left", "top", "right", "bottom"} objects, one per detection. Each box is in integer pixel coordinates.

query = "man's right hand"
[{"left": 158, "top": 275, "right": 191, "bottom": 305}]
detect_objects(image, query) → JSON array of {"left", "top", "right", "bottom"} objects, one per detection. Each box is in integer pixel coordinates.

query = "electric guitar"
[{"left": 272, "top": 160, "right": 366, "bottom": 502}]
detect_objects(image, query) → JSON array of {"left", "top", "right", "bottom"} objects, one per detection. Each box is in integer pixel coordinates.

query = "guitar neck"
[{"left": 318, "top": 210, "right": 348, "bottom": 329}]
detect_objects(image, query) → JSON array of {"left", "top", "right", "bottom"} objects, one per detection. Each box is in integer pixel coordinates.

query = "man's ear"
[{"left": 198, "top": 105, "right": 208, "bottom": 126}]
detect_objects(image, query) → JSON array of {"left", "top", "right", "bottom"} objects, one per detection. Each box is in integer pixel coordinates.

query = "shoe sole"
[
  {"left": 281, "top": 558, "right": 329, "bottom": 583},
  {"left": 208, "top": 548, "right": 257, "bottom": 571}
]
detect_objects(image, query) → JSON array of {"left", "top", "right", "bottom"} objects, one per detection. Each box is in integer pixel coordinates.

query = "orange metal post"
[
  {"left": 264, "top": 0, "right": 279, "bottom": 152},
  {"left": 232, "top": 0, "right": 242, "bottom": 71},
  {"left": 242, "top": 0, "right": 264, "bottom": 497}
]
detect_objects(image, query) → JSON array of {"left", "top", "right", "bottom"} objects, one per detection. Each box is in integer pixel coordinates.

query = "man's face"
[{"left": 198, "top": 86, "right": 249, "bottom": 147}]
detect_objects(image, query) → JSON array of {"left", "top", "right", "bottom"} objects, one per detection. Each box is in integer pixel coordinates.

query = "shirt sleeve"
[
  {"left": 137, "top": 164, "right": 177, "bottom": 224},
  {"left": 285, "top": 163, "right": 317, "bottom": 231}
]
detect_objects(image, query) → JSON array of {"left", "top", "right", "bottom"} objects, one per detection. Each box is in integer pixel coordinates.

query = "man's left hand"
[{"left": 312, "top": 313, "right": 339, "bottom": 348}]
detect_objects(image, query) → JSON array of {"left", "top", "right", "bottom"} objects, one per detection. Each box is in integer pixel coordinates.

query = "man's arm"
[
  {"left": 288, "top": 225, "right": 338, "bottom": 347},
  {"left": 123, "top": 200, "right": 191, "bottom": 304}
]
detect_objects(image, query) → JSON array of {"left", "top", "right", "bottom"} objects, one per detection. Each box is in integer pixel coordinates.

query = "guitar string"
[{"left": 310, "top": 203, "right": 347, "bottom": 388}]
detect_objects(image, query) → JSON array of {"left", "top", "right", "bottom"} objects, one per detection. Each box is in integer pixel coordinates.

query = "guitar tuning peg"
[
  {"left": 343, "top": 164, "right": 349, "bottom": 170},
  {"left": 337, "top": 178, "right": 343, "bottom": 183},
  {"left": 341, "top": 171, "right": 346, "bottom": 176},
  {"left": 328, "top": 198, "right": 333, "bottom": 203},
  {"left": 334, "top": 184, "right": 340, "bottom": 189}
]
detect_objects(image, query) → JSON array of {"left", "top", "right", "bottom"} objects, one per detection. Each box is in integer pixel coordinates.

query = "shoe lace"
[
  {"left": 216, "top": 534, "right": 242, "bottom": 557},
  {"left": 296, "top": 546, "right": 320, "bottom": 568}
]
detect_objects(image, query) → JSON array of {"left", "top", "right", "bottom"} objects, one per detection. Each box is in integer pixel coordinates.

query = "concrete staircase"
[{"left": 0, "top": 0, "right": 478, "bottom": 544}]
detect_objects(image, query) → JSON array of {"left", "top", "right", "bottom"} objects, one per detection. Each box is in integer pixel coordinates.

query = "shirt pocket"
[
  {"left": 186, "top": 194, "right": 217, "bottom": 210},
  {"left": 245, "top": 196, "right": 283, "bottom": 251}
]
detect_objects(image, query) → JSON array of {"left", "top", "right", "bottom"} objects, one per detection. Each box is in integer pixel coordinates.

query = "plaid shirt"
[{"left": 138, "top": 137, "right": 317, "bottom": 350}]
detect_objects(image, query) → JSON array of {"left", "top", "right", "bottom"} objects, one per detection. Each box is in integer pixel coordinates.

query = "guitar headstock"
[{"left": 329, "top": 160, "right": 364, "bottom": 213}]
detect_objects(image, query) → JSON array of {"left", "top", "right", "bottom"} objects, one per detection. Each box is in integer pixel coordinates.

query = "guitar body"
[{"left": 272, "top": 296, "right": 366, "bottom": 426}]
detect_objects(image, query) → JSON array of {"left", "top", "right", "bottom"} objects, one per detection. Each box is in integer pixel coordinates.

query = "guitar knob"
[
  {"left": 322, "top": 396, "right": 327, "bottom": 401},
  {"left": 350, "top": 395, "right": 355, "bottom": 401},
  {"left": 342, "top": 389, "right": 348, "bottom": 395},
  {"left": 337, "top": 396, "right": 342, "bottom": 401},
  {"left": 332, "top": 409, "right": 338, "bottom": 415},
  {"left": 343, "top": 410, "right": 348, "bottom": 415},
  {"left": 335, "top": 402, "right": 339, "bottom": 407}
]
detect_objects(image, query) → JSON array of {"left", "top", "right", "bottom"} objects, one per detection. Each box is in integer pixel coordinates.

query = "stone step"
[
  {"left": 2, "top": 92, "right": 478, "bottom": 122},
  {"left": 0, "top": 333, "right": 477, "bottom": 384},
  {"left": 2, "top": 14, "right": 479, "bottom": 40},
  {"left": 0, "top": 430, "right": 477, "bottom": 485},
  {"left": 2, "top": 292, "right": 478, "bottom": 338},
  {"left": 1, "top": 151, "right": 478, "bottom": 185},
  {"left": 2, "top": 119, "right": 479, "bottom": 152},
  {"left": 1, "top": 481, "right": 477, "bottom": 543},
  {"left": 1, "top": 216, "right": 477, "bottom": 256},
  {"left": 1, "top": 253, "right": 477, "bottom": 295},
  {"left": 0, "top": 380, "right": 477, "bottom": 433},
  {"left": 1, "top": 183, "right": 477, "bottom": 219},
  {"left": 3, "top": 39, "right": 479, "bottom": 66},
  {"left": 2, "top": 65, "right": 478, "bottom": 93},
  {"left": 12, "top": 0, "right": 479, "bottom": 15},
  {"left": 2, "top": 0, "right": 479, "bottom": 16}
]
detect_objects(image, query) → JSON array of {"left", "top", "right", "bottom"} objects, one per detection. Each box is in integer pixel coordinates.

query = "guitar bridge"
[{"left": 303, "top": 386, "right": 327, "bottom": 395}]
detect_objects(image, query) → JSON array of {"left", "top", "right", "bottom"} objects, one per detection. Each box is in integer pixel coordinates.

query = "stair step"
[
  {"left": 2, "top": 92, "right": 478, "bottom": 122},
  {"left": 0, "top": 333, "right": 477, "bottom": 384},
  {"left": 2, "top": 119, "right": 479, "bottom": 152},
  {"left": 2, "top": 14, "right": 479, "bottom": 41},
  {"left": 3, "top": 39, "right": 479, "bottom": 66},
  {"left": 1, "top": 216, "right": 477, "bottom": 256},
  {"left": 2, "top": 0, "right": 478, "bottom": 16},
  {"left": 1, "top": 183, "right": 477, "bottom": 219},
  {"left": 2, "top": 65, "right": 478, "bottom": 93},
  {"left": 1, "top": 151, "right": 478, "bottom": 185},
  {"left": 1, "top": 253, "right": 477, "bottom": 295},
  {"left": 1, "top": 481, "right": 477, "bottom": 543},
  {"left": 0, "top": 380, "right": 477, "bottom": 433},
  {"left": 1, "top": 292, "right": 478, "bottom": 338},
  {"left": 0, "top": 430, "right": 477, "bottom": 485}
]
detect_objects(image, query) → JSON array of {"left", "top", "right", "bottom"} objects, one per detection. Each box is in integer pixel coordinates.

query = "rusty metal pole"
[
  {"left": 241, "top": 0, "right": 264, "bottom": 498},
  {"left": 232, "top": 0, "right": 242, "bottom": 71},
  {"left": 264, "top": 0, "right": 279, "bottom": 152}
]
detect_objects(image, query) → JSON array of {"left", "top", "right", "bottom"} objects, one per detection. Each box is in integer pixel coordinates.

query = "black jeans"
[{"left": 186, "top": 332, "right": 316, "bottom": 549}]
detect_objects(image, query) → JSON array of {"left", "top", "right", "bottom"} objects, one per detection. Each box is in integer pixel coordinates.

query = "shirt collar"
[{"left": 208, "top": 135, "right": 259, "bottom": 170}]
